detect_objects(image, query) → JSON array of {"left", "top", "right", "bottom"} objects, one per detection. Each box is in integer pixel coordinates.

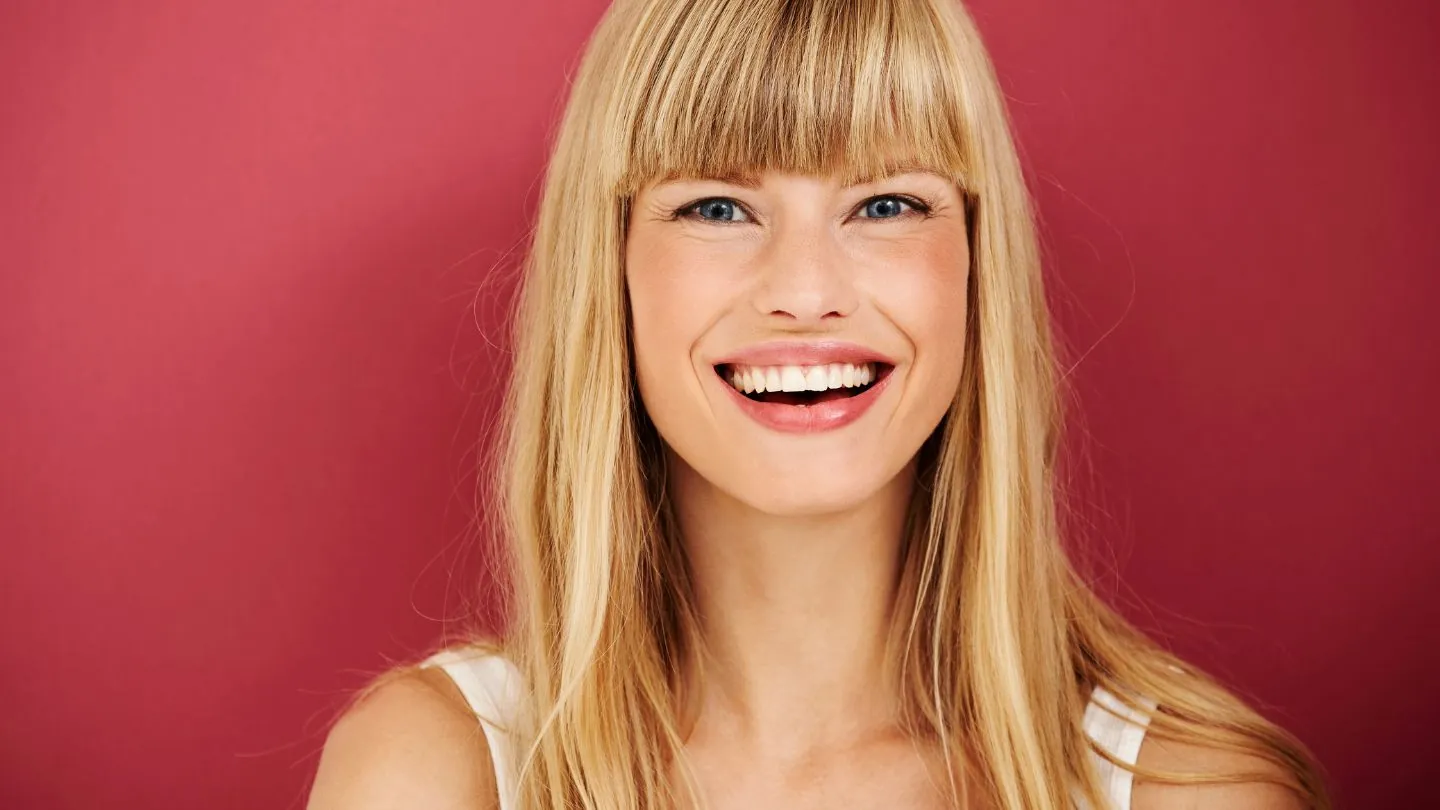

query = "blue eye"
[
  {"left": 858, "top": 196, "right": 916, "bottom": 219},
  {"left": 687, "top": 198, "right": 751, "bottom": 223}
]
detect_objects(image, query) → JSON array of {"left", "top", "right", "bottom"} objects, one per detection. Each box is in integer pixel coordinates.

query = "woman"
[{"left": 308, "top": 0, "right": 1328, "bottom": 808}]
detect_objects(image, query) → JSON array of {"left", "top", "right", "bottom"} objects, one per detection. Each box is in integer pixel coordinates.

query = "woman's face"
[{"left": 625, "top": 169, "right": 970, "bottom": 516}]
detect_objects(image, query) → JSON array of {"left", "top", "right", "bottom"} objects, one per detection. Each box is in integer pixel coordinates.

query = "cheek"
[
  {"left": 863, "top": 234, "right": 970, "bottom": 359},
  {"left": 628, "top": 239, "right": 686, "bottom": 361},
  {"left": 858, "top": 233, "right": 970, "bottom": 441},
  {"left": 625, "top": 235, "right": 737, "bottom": 413}
]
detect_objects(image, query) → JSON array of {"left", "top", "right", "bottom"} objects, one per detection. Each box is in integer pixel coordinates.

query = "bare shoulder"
[
  {"left": 307, "top": 666, "right": 499, "bottom": 810},
  {"left": 1131, "top": 733, "right": 1306, "bottom": 810}
]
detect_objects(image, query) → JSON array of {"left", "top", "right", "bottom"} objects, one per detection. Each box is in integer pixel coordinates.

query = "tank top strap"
[
  {"left": 1082, "top": 684, "right": 1156, "bottom": 810},
  {"left": 420, "top": 649, "right": 523, "bottom": 810}
]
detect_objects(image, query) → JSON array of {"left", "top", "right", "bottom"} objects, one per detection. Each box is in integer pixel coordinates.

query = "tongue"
[{"left": 753, "top": 388, "right": 856, "bottom": 406}]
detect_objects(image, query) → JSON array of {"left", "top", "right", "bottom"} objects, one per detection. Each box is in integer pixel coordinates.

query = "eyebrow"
[
  {"left": 843, "top": 161, "right": 950, "bottom": 186},
  {"left": 654, "top": 169, "right": 763, "bottom": 189},
  {"left": 656, "top": 161, "right": 951, "bottom": 191}
]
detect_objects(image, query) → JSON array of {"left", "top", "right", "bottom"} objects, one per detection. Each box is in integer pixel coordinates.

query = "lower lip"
[{"left": 717, "top": 368, "right": 893, "bottom": 434}]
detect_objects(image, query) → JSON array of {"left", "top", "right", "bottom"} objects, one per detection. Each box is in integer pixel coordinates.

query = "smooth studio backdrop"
[{"left": 2, "top": 1, "right": 1435, "bottom": 807}]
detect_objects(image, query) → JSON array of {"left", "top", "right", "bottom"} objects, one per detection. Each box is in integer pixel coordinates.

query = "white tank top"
[{"left": 422, "top": 649, "right": 1151, "bottom": 810}]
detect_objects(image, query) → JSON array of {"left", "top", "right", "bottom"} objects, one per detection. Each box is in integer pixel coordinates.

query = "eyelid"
[
  {"left": 673, "top": 196, "right": 757, "bottom": 224},
  {"left": 851, "top": 193, "right": 933, "bottom": 219},
  {"left": 672, "top": 192, "right": 935, "bottom": 224}
]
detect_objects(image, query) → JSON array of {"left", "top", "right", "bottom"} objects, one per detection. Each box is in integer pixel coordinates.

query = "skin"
[
  {"left": 626, "top": 169, "right": 970, "bottom": 518},
  {"left": 305, "top": 168, "right": 1304, "bottom": 810},
  {"left": 625, "top": 169, "right": 971, "bottom": 808}
]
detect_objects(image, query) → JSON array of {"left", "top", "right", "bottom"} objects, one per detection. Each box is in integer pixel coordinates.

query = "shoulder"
[
  {"left": 1131, "top": 734, "right": 1307, "bottom": 810},
  {"left": 306, "top": 665, "right": 499, "bottom": 810}
]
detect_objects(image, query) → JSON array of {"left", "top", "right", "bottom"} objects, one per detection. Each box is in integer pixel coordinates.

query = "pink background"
[{"left": 2, "top": 1, "right": 1435, "bottom": 807}]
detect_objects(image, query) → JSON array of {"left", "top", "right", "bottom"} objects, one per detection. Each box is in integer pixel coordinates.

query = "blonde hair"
[{"left": 474, "top": 0, "right": 1330, "bottom": 808}]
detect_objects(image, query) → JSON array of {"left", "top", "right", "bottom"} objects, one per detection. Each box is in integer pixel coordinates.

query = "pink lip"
[
  {"left": 710, "top": 341, "right": 897, "bottom": 434},
  {"left": 712, "top": 340, "right": 897, "bottom": 368}
]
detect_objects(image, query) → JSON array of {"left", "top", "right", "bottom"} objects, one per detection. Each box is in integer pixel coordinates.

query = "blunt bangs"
[{"left": 611, "top": 0, "right": 976, "bottom": 194}]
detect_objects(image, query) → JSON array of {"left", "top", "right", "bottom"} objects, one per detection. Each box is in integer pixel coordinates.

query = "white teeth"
[
  {"left": 722, "top": 362, "right": 880, "bottom": 396},
  {"left": 804, "top": 366, "right": 829, "bottom": 391},
  {"left": 780, "top": 366, "right": 807, "bottom": 392}
]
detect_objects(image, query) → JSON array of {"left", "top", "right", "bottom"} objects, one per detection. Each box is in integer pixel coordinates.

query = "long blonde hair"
[{"left": 478, "top": 0, "right": 1329, "bottom": 807}]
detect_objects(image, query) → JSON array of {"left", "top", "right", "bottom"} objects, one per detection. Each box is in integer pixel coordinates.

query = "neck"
[{"left": 671, "top": 454, "right": 916, "bottom": 758}]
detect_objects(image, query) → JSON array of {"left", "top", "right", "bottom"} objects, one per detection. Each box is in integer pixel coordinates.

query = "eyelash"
[{"left": 671, "top": 194, "right": 934, "bottom": 224}]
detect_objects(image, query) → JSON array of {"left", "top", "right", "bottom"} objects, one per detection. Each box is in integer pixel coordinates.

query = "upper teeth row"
[{"left": 726, "top": 363, "right": 875, "bottom": 394}]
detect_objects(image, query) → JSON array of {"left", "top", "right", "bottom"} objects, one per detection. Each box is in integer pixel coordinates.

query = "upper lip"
[{"left": 712, "top": 340, "right": 897, "bottom": 368}]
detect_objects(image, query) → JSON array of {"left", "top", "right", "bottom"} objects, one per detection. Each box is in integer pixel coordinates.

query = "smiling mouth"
[{"left": 715, "top": 362, "right": 894, "bottom": 405}]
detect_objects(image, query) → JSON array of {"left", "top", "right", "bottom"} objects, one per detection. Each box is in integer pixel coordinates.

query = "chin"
[
  {"left": 659, "top": 414, "right": 926, "bottom": 520},
  {"left": 724, "top": 465, "right": 901, "bottom": 518}
]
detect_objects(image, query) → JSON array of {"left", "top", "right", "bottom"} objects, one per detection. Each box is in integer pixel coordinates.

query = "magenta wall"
[{"left": 1, "top": 1, "right": 1434, "bottom": 807}]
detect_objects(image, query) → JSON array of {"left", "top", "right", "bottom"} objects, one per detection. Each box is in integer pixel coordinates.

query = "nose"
[{"left": 749, "top": 219, "right": 859, "bottom": 325}]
